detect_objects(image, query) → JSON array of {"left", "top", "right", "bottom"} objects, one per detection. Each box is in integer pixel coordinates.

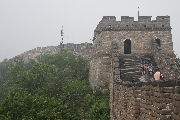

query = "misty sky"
[{"left": 0, "top": 0, "right": 180, "bottom": 61}]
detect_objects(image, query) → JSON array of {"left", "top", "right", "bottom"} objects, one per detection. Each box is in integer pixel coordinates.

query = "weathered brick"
[
  {"left": 172, "top": 113, "right": 180, "bottom": 120},
  {"left": 173, "top": 101, "right": 180, "bottom": 107},
  {"left": 162, "top": 87, "right": 174, "bottom": 93},
  {"left": 174, "top": 94, "right": 180, "bottom": 101},
  {"left": 159, "top": 109, "right": 172, "bottom": 115},
  {"left": 173, "top": 106, "right": 180, "bottom": 114},
  {"left": 175, "top": 86, "right": 180, "bottom": 93},
  {"left": 159, "top": 114, "right": 172, "bottom": 120},
  {"left": 160, "top": 93, "right": 173, "bottom": 99}
]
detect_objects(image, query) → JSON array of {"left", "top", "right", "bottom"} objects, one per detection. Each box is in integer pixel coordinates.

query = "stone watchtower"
[{"left": 89, "top": 16, "right": 174, "bottom": 90}]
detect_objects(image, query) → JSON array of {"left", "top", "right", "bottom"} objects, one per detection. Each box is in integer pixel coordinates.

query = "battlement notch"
[
  {"left": 100, "top": 16, "right": 116, "bottom": 22},
  {"left": 121, "top": 16, "right": 134, "bottom": 22},
  {"left": 138, "top": 16, "right": 152, "bottom": 22}
]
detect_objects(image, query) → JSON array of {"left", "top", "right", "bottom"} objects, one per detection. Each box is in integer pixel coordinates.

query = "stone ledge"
[
  {"left": 116, "top": 80, "right": 180, "bottom": 87},
  {"left": 95, "top": 27, "right": 171, "bottom": 34}
]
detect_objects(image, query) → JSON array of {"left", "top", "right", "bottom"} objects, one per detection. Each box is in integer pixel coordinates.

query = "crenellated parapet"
[{"left": 94, "top": 16, "right": 171, "bottom": 39}]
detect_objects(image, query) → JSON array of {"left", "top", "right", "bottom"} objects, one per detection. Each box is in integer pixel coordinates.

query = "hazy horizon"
[{"left": 0, "top": 0, "right": 180, "bottom": 62}]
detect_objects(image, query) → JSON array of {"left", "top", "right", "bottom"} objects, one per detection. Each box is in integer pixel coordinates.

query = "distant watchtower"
[{"left": 89, "top": 16, "right": 174, "bottom": 89}]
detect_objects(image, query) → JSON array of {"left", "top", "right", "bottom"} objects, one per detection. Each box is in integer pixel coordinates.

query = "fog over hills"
[{"left": 0, "top": 0, "right": 180, "bottom": 62}]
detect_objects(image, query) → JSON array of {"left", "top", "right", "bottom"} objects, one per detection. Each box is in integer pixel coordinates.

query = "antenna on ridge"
[
  {"left": 60, "top": 25, "right": 64, "bottom": 46},
  {"left": 137, "top": 0, "right": 140, "bottom": 20},
  {"left": 138, "top": 6, "right": 140, "bottom": 19}
]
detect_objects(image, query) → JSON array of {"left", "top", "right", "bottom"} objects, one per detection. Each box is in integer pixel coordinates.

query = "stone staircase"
[{"left": 119, "top": 55, "right": 157, "bottom": 83}]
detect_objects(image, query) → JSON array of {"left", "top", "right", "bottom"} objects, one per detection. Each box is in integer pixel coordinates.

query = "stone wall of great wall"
[
  {"left": 10, "top": 43, "right": 93, "bottom": 63},
  {"left": 90, "top": 16, "right": 180, "bottom": 119},
  {"left": 89, "top": 16, "right": 174, "bottom": 91},
  {"left": 110, "top": 41, "right": 180, "bottom": 120},
  {"left": 152, "top": 41, "right": 180, "bottom": 81},
  {"left": 6, "top": 15, "right": 180, "bottom": 119},
  {"left": 112, "top": 83, "right": 180, "bottom": 120}
]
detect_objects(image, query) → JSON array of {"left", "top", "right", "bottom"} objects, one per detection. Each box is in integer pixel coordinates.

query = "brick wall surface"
[
  {"left": 112, "top": 83, "right": 180, "bottom": 120},
  {"left": 110, "top": 41, "right": 180, "bottom": 120},
  {"left": 9, "top": 43, "right": 93, "bottom": 63},
  {"left": 152, "top": 40, "right": 180, "bottom": 81}
]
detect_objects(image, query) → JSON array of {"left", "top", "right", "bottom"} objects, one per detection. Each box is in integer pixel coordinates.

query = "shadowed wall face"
[{"left": 124, "top": 39, "right": 131, "bottom": 54}]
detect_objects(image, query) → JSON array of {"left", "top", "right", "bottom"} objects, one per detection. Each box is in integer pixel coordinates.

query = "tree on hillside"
[
  {"left": 38, "top": 51, "right": 89, "bottom": 80},
  {"left": 7, "top": 62, "right": 59, "bottom": 97},
  {"left": 0, "top": 90, "right": 69, "bottom": 120},
  {"left": 0, "top": 51, "right": 110, "bottom": 120}
]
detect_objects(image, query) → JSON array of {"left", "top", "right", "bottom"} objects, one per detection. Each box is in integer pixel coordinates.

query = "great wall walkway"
[
  {"left": 119, "top": 55, "right": 158, "bottom": 83},
  {"left": 110, "top": 41, "right": 180, "bottom": 120},
  {"left": 119, "top": 55, "right": 141, "bottom": 83}
]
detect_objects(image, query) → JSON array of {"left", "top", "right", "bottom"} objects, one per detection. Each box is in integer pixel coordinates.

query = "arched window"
[
  {"left": 155, "top": 39, "right": 161, "bottom": 47},
  {"left": 124, "top": 39, "right": 131, "bottom": 54}
]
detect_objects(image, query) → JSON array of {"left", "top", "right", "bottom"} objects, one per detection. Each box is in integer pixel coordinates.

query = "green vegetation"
[{"left": 0, "top": 51, "right": 110, "bottom": 120}]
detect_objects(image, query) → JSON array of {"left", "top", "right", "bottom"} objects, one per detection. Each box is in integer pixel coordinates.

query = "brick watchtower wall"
[
  {"left": 89, "top": 16, "right": 174, "bottom": 90},
  {"left": 93, "top": 16, "right": 173, "bottom": 55}
]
